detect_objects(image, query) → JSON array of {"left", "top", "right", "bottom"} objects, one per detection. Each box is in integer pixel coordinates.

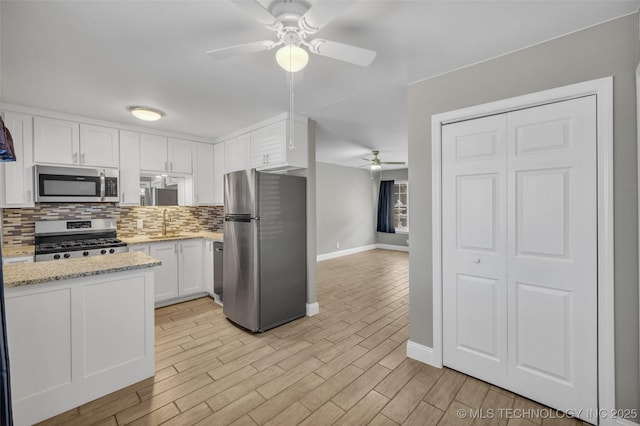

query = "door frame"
[{"left": 430, "top": 77, "right": 614, "bottom": 423}]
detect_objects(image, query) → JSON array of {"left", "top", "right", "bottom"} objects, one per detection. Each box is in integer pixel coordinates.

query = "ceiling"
[{"left": 1, "top": 0, "right": 638, "bottom": 170}]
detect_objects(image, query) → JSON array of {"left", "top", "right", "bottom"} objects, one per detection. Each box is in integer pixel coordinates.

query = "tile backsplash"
[{"left": 2, "top": 204, "right": 224, "bottom": 246}]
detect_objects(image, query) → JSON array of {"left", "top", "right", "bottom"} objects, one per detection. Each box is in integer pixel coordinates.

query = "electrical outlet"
[
  {"left": 136, "top": 219, "right": 143, "bottom": 229},
  {"left": 336, "top": 242, "right": 340, "bottom": 249}
]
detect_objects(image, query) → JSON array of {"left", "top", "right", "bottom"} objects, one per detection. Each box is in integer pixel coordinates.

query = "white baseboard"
[
  {"left": 317, "top": 245, "right": 377, "bottom": 261},
  {"left": 317, "top": 244, "right": 408, "bottom": 261},
  {"left": 406, "top": 340, "right": 440, "bottom": 368},
  {"left": 616, "top": 419, "right": 640, "bottom": 426},
  {"left": 376, "top": 244, "right": 409, "bottom": 252},
  {"left": 306, "top": 302, "right": 320, "bottom": 316}
]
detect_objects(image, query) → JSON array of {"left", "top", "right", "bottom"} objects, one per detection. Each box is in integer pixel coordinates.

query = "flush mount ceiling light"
[
  {"left": 128, "top": 106, "right": 165, "bottom": 122},
  {"left": 275, "top": 44, "right": 309, "bottom": 73}
]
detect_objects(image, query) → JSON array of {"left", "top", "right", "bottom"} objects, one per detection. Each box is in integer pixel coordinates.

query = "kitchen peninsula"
[{"left": 3, "top": 252, "right": 160, "bottom": 426}]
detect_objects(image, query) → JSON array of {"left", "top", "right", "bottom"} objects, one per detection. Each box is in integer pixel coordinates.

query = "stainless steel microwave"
[{"left": 34, "top": 165, "right": 119, "bottom": 203}]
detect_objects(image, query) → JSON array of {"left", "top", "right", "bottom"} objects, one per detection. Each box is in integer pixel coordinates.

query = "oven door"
[{"left": 34, "top": 165, "right": 118, "bottom": 202}]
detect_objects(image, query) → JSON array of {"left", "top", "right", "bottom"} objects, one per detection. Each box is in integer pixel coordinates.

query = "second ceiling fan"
[
  {"left": 207, "top": 0, "right": 377, "bottom": 72},
  {"left": 363, "top": 150, "right": 406, "bottom": 170}
]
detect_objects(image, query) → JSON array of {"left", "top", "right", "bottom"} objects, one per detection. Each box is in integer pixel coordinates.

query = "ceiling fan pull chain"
[{"left": 289, "top": 64, "right": 295, "bottom": 150}]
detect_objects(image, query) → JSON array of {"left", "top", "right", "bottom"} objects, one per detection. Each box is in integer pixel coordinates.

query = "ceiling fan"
[
  {"left": 207, "top": 0, "right": 377, "bottom": 72},
  {"left": 362, "top": 150, "right": 406, "bottom": 170}
]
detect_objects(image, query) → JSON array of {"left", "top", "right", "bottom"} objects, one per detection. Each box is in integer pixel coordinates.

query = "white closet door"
[
  {"left": 442, "top": 114, "right": 509, "bottom": 388},
  {"left": 442, "top": 95, "right": 597, "bottom": 422},
  {"left": 506, "top": 96, "right": 597, "bottom": 414}
]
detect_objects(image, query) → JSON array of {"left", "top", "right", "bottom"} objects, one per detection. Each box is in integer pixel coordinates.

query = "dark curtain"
[
  {"left": 377, "top": 180, "right": 395, "bottom": 233},
  {"left": 0, "top": 259, "right": 12, "bottom": 426}
]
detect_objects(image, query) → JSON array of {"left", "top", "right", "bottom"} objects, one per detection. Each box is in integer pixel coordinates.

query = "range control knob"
[
  {"left": 63, "top": 253, "right": 71, "bottom": 259},
  {"left": 83, "top": 251, "right": 89, "bottom": 256},
  {"left": 54, "top": 254, "right": 61, "bottom": 260},
  {"left": 100, "top": 249, "right": 107, "bottom": 255},
  {"left": 109, "top": 248, "right": 115, "bottom": 254}
]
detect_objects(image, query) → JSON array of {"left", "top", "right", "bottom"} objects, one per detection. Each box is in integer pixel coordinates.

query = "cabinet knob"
[{"left": 474, "top": 258, "right": 481, "bottom": 264}]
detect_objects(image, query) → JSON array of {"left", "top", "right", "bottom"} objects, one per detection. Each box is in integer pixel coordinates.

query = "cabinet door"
[
  {"left": 179, "top": 239, "right": 203, "bottom": 295},
  {"left": 140, "top": 133, "right": 168, "bottom": 172},
  {"left": 168, "top": 138, "right": 192, "bottom": 174},
  {"left": 236, "top": 133, "right": 251, "bottom": 171},
  {"left": 203, "top": 240, "right": 214, "bottom": 295},
  {"left": 224, "top": 138, "right": 238, "bottom": 173},
  {"left": 119, "top": 131, "right": 141, "bottom": 205},
  {"left": 149, "top": 242, "right": 178, "bottom": 302},
  {"left": 251, "top": 121, "right": 286, "bottom": 167},
  {"left": 33, "top": 117, "right": 79, "bottom": 165},
  {"left": 1, "top": 112, "right": 34, "bottom": 207},
  {"left": 213, "top": 143, "right": 225, "bottom": 205},
  {"left": 79, "top": 124, "right": 119, "bottom": 168},
  {"left": 193, "top": 143, "right": 215, "bottom": 205}
]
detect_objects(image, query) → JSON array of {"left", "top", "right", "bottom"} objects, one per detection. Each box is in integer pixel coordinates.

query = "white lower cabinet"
[
  {"left": 178, "top": 239, "right": 203, "bottom": 295},
  {"left": 5, "top": 268, "right": 155, "bottom": 426},
  {"left": 145, "top": 239, "right": 204, "bottom": 304}
]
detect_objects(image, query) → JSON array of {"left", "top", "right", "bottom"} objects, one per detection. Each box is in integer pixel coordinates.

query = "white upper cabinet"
[
  {"left": 168, "top": 138, "right": 193, "bottom": 174},
  {"left": 33, "top": 117, "right": 119, "bottom": 168},
  {"left": 139, "top": 133, "right": 168, "bottom": 172},
  {"left": 213, "top": 142, "right": 225, "bottom": 205},
  {"left": 33, "top": 117, "right": 79, "bottom": 166},
  {"left": 192, "top": 142, "right": 215, "bottom": 205},
  {"left": 224, "top": 133, "right": 250, "bottom": 174},
  {"left": 252, "top": 118, "right": 308, "bottom": 171},
  {"left": 220, "top": 115, "right": 308, "bottom": 174},
  {"left": 140, "top": 134, "right": 192, "bottom": 173},
  {"left": 0, "top": 112, "right": 34, "bottom": 207},
  {"left": 79, "top": 124, "right": 119, "bottom": 168},
  {"left": 250, "top": 120, "right": 287, "bottom": 168},
  {"left": 119, "top": 130, "right": 141, "bottom": 205}
]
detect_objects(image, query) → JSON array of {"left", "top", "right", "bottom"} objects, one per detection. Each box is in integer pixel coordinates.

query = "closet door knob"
[{"left": 474, "top": 258, "right": 481, "bottom": 264}]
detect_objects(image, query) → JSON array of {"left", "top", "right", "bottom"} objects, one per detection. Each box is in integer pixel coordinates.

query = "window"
[{"left": 393, "top": 181, "right": 408, "bottom": 233}]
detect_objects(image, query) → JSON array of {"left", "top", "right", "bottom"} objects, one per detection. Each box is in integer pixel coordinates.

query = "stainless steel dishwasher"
[{"left": 214, "top": 241, "right": 223, "bottom": 301}]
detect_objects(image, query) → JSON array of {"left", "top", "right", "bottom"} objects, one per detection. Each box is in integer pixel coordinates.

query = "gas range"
[{"left": 35, "top": 219, "right": 128, "bottom": 262}]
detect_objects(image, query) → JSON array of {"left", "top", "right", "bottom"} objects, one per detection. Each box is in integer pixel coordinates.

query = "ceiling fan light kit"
[
  {"left": 128, "top": 106, "right": 165, "bottom": 122},
  {"left": 276, "top": 44, "right": 309, "bottom": 72}
]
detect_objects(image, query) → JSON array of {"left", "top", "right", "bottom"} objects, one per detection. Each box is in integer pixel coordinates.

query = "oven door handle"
[{"left": 99, "top": 171, "right": 106, "bottom": 201}]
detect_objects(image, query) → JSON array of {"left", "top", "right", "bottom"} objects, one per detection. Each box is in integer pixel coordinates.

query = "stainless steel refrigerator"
[{"left": 223, "top": 169, "right": 307, "bottom": 332}]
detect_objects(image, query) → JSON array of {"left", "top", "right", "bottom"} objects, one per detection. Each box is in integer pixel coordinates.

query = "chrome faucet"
[{"left": 162, "top": 209, "right": 172, "bottom": 236}]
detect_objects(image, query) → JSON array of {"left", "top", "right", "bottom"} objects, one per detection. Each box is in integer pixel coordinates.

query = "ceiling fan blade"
[
  {"left": 229, "top": 0, "right": 283, "bottom": 31},
  {"left": 207, "top": 40, "right": 277, "bottom": 59},
  {"left": 308, "top": 39, "right": 376, "bottom": 67},
  {"left": 360, "top": 157, "right": 372, "bottom": 162},
  {"left": 381, "top": 162, "right": 406, "bottom": 165},
  {"left": 298, "top": 0, "right": 357, "bottom": 34}
]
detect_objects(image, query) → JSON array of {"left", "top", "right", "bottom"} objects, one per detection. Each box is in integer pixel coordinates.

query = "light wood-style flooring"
[{"left": 39, "top": 249, "right": 587, "bottom": 425}]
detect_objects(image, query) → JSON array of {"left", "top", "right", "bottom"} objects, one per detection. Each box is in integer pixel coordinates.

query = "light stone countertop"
[
  {"left": 2, "top": 245, "right": 35, "bottom": 257},
  {"left": 120, "top": 231, "right": 223, "bottom": 245},
  {"left": 3, "top": 252, "right": 161, "bottom": 287}
]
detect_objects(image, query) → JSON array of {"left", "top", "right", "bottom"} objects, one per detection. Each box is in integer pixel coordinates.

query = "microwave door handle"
[{"left": 99, "top": 171, "right": 106, "bottom": 201}]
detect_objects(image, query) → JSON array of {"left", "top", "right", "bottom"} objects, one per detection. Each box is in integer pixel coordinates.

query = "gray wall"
[
  {"left": 408, "top": 13, "right": 639, "bottom": 411},
  {"left": 316, "top": 162, "right": 376, "bottom": 255},
  {"left": 374, "top": 168, "right": 409, "bottom": 247},
  {"left": 290, "top": 120, "right": 318, "bottom": 305}
]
